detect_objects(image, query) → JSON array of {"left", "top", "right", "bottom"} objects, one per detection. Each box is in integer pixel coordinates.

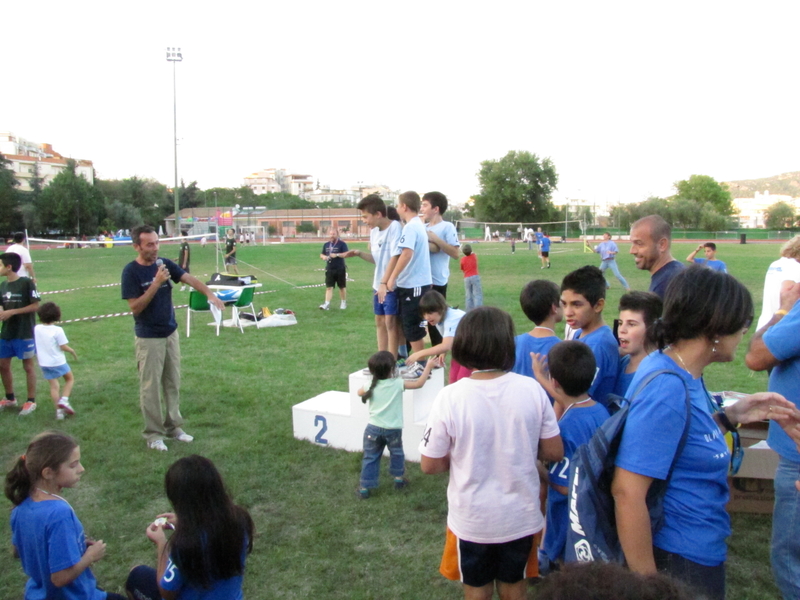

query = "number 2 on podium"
[{"left": 314, "top": 415, "right": 328, "bottom": 444}]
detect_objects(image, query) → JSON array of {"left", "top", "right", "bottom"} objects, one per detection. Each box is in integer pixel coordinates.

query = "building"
[
  {"left": 308, "top": 186, "right": 360, "bottom": 205},
  {"left": 165, "top": 207, "right": 368, "bottom": 239},
  {"left": 733, "top": 191, "right": 800, "bottom": 228},
  {"left": 0, "top": 132, "right": 94, "bottom": 191},
  {"left": 243, "top": 168, "right": 314, "bottom": 198}
]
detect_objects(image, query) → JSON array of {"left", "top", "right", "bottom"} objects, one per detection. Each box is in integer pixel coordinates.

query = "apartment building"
[{"left": 0, "top": 132, "right": 94, "bottom": 191}]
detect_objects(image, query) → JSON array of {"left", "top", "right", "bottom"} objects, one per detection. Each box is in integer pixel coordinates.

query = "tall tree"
[
  {"left": 0, "top": 153, "right": 21, "bottom": 234},
  {"left": 765, "top": 201, "right": 796, "bottom": 229},
  {"left": 673, "top": 175, "right": 734, "bottom": 216},
  {"left": 472, "top": 151, "right": 558, "bottom": 222},
  {"left": 38, "top": 160, "right": 104, "bottom": 234}
]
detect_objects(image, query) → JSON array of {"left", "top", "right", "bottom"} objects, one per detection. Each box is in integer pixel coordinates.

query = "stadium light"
[{"left": 166, "top": 47, "right": 183, "bottom": 236}]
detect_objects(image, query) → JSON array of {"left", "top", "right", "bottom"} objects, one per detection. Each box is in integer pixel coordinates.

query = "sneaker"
[
  {"left": 356, "top": 487, "right": 370, "bottom": 500},
  {"left": 173, "top": 432, "right": 194, "bottom": 443},
  {"left": 394, "top": 477, "right": 409, "bottom": 490},
  {"left": 319, "top": 302, "right": 330, "bottom": 310},
  {"left": 148, "top": 439, "right": 168, "bottom": 452},
  {"left": 56, "top": 409, "right": 66, "bottom": 420},
  {"left": 402, "top": 363, "right": 425, "bottom": 380},
  {"left": 58, "top": 399, "right": 75, "bottom": 416},
  {"left": 0, "top": 399, "right": 18, "bottom": 409},
  {"left": 20, "top": 402, "right": 36, "bottom": 416},
  {"left": 340, "top": 301, "right": 347, "bottom": 310}
]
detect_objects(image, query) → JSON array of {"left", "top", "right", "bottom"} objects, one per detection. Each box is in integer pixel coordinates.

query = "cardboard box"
[{"left": 727, "top": 476, "right": 774, "bottom": 514}]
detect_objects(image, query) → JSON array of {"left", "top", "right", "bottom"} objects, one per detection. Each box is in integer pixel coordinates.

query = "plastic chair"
[
  {"left": 186, "top": 290, "right": 220, "bottom": 337},
  {"left": 231, "top": 286, "right": 257, "bottom": 330}
]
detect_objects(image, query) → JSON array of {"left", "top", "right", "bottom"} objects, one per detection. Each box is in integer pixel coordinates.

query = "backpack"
[{"left": 564, "top": 369, "right": 691, "bottom": 564}]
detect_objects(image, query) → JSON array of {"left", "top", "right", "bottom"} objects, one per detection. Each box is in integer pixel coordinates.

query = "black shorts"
[
  {"left": 541, "top": 251, "right": 549, "bottom": 258},
  {"left": 454, "top": 533, "right": 534, "bottom": 587},
  {"left": 396, "top": 285, "right": 431, "bottom": 342},
  {"left": 325, "top": 269, "right": 347, "bottom": 289}
]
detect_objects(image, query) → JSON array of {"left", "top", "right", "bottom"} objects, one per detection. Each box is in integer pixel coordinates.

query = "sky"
[{"left": 3, "top": 1, "right": 798, "bottom": 210}]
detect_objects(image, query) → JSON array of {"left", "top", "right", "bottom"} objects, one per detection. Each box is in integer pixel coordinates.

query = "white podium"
[{"left": 292, "top": 368, "right": 445, "bottom": 462}]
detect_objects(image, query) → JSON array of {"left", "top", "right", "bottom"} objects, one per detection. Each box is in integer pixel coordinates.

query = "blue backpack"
[{"left": 564, "top": 369, "right": 691, "bottom": 564}]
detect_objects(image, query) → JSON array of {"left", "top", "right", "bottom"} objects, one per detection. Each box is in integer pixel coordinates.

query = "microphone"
[{"left": 156, "top": 259, "right": 173, "bottom": 288}]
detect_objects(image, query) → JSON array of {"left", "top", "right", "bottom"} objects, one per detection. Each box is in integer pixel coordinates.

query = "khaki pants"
[{"left": 135, "top": 331, "right": 183, "bottom": 442}]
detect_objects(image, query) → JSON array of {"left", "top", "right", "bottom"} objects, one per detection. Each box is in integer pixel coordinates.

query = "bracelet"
[
  {"left": 380, "top": 281, "right": 387, "bottom": 285},
  {"left": 717, "top": 410, "right": 738, "bottom": 432},
  {"left": 775, "top": 309, "right": 789, "bottom": 317}
]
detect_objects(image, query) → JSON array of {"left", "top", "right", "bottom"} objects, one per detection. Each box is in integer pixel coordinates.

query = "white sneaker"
[
  {"left": 58, "top": 399, "right": 75, "bottom": 416},
  {"left": 319, "top": 302, "right": 330, "bottom": 310},
  {"left": 340, "top": 301, "right": 347, "bottom": 310},
  {"left": 148, "top": 439, "right": 168, "bottom": 452},
  {"left": 56, "top": 409, "right": 65, "bottom": 420},
  {"left": 173, "top": 432, "right": 194, "bottom": 443}
]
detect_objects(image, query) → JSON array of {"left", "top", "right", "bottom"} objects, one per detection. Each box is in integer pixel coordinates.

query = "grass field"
[{"left": 0, "top": 238, "right": 785, "bottom": 599}]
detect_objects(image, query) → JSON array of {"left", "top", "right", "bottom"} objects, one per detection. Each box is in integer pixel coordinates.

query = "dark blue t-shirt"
[
  {"left": 121, "top": 258, "right": 185, "bottom": 338},
  {"left": 543, "top": 402, "right": 610, "bottom": 561},
  {"left": 322, "top": 239, "right": 349, "bottom": 271},
  {"left": 649, "top": 260, "right": 684, "bottom": 299}
]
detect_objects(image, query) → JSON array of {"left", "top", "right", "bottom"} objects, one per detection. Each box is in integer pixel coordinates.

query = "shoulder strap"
[{"left": 629, "top": 369, "right": 692, "bottom": 482}]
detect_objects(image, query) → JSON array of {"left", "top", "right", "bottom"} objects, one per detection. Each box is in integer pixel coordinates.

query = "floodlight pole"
[{"left": 167, "top": 47, "right": 183, "bottom": 237}]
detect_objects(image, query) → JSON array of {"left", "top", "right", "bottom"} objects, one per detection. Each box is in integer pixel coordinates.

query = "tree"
[
  {"left": 765, "top": 201, "right": 796, "bottom": 230},
  {"left": 19, "top": 161, "right": 45, "bottom": 233},
  {"left": 472, "top": 151, "right": 558, "bottom": 222},
  {"left": 38, "top": 160, "right": 104, "bottom": 234},
  {"left": 0, "top": 153, "right": 21, "bottom": 234},
  {"left": 673, "top": 175, "right": 734, "bottom": 216}
]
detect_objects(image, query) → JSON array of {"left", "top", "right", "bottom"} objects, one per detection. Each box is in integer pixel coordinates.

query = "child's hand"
[
  {"left": 146, "top": 522, "right": 169, "bottom": 546},
  {"left": 531, "top": 352, "right": 549, "bottom": 383},
  {"left": 85, "top": 539, "right": 107, "bottom": 563}
]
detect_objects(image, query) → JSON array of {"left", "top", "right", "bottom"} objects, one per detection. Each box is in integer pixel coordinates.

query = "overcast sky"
[{"left": 3, "top": 1, "right": 797, "bottom": 208}]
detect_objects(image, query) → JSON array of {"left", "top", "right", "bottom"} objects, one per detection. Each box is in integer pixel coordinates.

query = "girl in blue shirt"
[
  {"left": 5, "top": 431, "right": 124, "bottom": 600},
  {"left": 612, "top": 266, "right": 796, "bottom": 600},
  {"left": 126, "top": 455, "right": 254, "bottom": 600}
]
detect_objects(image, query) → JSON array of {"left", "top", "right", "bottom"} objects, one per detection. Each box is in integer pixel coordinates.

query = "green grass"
[{"left": 0, "top": 239, "right": 784, "bottom": 599}]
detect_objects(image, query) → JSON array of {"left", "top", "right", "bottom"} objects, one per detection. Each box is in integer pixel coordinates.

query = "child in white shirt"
[{"left": 34, "top": 302, "right": 77, "bottom": 420}]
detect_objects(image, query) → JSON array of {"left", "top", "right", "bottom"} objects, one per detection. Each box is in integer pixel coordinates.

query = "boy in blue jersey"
[
  {"left": 513, "top": 280, "right": 562, "bottom": 379},
  {"left": 559, "top": 266, "right": 618, "bottom": 407},
  {"left": 615, "top": 291, "right": 662, "bottom": 397},
  {"left": 533, "top": 341, "right": 610, "bottom": 573},
  {"left": 686, "top": 242, "right": 727, "bottom": 273},
  {"left": 540, "top": 233, "right": 551, "bottom": 269},
  {"left": 420, "top": 192, "right": 460, "bottom": 347},
  {"left": 380, "top": 191, "right": 432, "bottom": 354}
]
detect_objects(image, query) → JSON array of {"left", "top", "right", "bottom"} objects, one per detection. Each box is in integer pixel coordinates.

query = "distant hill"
[{"left": 724, "top": 172, "right": 800, "bottom": 198}]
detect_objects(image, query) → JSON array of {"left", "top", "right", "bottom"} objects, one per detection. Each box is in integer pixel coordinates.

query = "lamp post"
[{"left": 166, "top": 47, "right": 182, "bottom": 236}]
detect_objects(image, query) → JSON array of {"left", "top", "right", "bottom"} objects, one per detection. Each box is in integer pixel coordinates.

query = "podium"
[{"left": 292, "top": 368, "right": 445, "bottom": 462}]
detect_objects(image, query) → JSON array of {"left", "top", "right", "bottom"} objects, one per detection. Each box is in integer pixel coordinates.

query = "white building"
[
  {"left": 243, "top": 167, "right": 314, "bottom": 198},
  {"left": 308, "top": 186, "right": 360, "bottom": 205},
  {"left": 733, "top": 191, "right": 800, "bottom": 228},
  {"left": 0, "top": 132, "right": 94, "bottom": 191}
]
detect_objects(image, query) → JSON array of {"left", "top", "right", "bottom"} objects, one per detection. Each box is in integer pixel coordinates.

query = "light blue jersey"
[
  {"left": 370, "top": 220, "right": 402, "bottom": 290},
  {"left": 394, "top": 216, "right": 432, "bottom": 289},
  {"left": 427, "top": 220, "right": 460, "bottom": 286}
]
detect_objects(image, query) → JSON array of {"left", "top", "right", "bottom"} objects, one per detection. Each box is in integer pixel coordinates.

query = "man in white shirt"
[
  {"left": 756, "top": 235, "right": 800, "bottom": 330},
  {"left": 7, "top": 232, "right": 35, "bottom": 281}
]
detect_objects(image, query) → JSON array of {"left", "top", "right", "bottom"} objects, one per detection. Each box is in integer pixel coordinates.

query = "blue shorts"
[
  {"left": 373, "top": 290, "right": 398, "bottom": 316},
  {"left": 0, "top": 339, "right": 36, "bottom": 360},
  {"left": 41, "top": 363, "right": 71, "bottom": 380}
]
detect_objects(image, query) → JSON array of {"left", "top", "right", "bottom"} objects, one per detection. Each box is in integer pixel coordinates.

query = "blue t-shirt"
[
  {"left": 543, "top": 402, "right": 610, "bottom": 561},
  {"left": 121, "top": 258, "right": 185, "bottom": 338},
  {"left": 615, "top": 354, "right": 635, "bottom": 397},
  {"left": 693, "top": 257, "right": 727, "bottom": 273},
  {"left": 541, "top": 237, "right": 551, "bottom": 252},
  {"left": 535, "top": 231, "right": 544, "bottom": 245},
  {"left": 512, "top": 333, "right": 560, "bottom": 380},
  {"left": 393, "top": 216, "right": 433, "bottom": 289},
  {"left": 369, "top": 221, "right": 402, "bottom": 291},
  {"left": 161, "top": 545, "right": 247, "bottom": 600},
  {"left": 649, "top": 260, "right": 684, "bottom": 299},
  {"left": 427, "top": 220, "right": 460, "bottom": 286},
  {"left": 575, "top": 325, "right": 619, "bottom": 407},
  {"left": 615, "top": 352, "right": 730, "bottom": 566},
  {"left": 322, "top": 239, "right": 349, "bottom": 271},
  {"left": 595, "top": 240, "right": 619, "bottom": 261},
  {"left": 11, "top": 497, "right": 105, "bottom": 600},
  {"left": 765, "top": 300, "right": 800, "bottom": 463}
]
